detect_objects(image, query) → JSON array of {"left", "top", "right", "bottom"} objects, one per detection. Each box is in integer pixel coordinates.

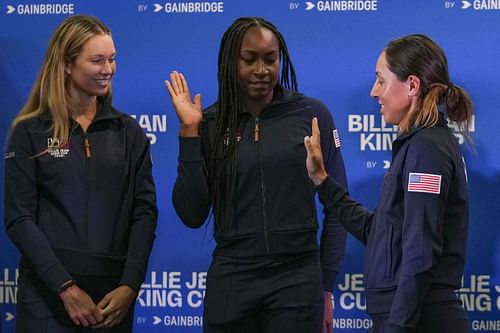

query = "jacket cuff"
[
  {"left": 178, "top": 136, "right": 203, "bottom": 162},
  {"left": 316, "top": 175, "right": 347, "bottom": 208},
  {"left": 40, "top": 264, "right": 73, "bottom": 294},
  {"left": 119, "top": 266, "right": 145, "bottom": 292},
  {"left": 322, "top": 268, "right": 339, "bottom": 292}
]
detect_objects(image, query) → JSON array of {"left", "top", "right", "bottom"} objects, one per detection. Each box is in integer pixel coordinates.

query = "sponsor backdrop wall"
[{"left": 1, "top": 0, "right": 499, "bottom": 332}]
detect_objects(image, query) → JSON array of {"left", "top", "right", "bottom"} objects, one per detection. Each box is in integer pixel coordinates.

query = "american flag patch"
[
  {"left": 333, "top": 129, "right": 341, "bottom": 148},
  {"left": 407, "top": 172, "right": 442, "bottom": 194}
]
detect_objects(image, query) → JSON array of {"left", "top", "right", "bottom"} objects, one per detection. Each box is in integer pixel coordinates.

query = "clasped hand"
[{"left": 60, "top": 284, "right": 136, "bottom": 328}]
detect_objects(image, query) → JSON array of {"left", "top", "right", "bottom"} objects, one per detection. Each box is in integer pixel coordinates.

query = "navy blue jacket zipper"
[
  {"left": 83, "top": 131, "right": 90, "bottom": 271},
  {"left": 255, "top": 117, "right": 270, "bottom": 253}
]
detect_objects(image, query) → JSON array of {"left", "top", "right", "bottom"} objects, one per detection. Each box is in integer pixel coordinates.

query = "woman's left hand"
[
  {"left": 93, "top": 285, "right": 137, "bottom": 328},
  {"left": 304, "top": 117, "right": 328, "bottom": 186},
  {"left": 322, "top": 291, "right": 334, "bottom": 333}
]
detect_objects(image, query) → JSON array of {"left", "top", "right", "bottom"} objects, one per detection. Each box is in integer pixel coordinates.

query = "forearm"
[
  {"left": 317, "top": 176, "right": 374, "bottom": 243},
  {"left": 6, "top": 218, "right": 72, "bottom": 293},
  {"left": 172, "top": 136, "right": 211, "bottom": 227},
  {"left": 320, "top": 214, "right": 347, "bottom": 291}
]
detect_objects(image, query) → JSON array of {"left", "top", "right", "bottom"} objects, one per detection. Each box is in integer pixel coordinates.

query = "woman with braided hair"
[
  {"left": 166, "top": 16, "right": 348, "bottom": 332},
  {"left": 305, "top": 34, "right": 473, "bottom": 333}
]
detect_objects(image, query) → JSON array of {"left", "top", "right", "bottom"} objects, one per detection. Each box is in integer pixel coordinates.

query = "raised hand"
[
  {"left": 304, "top": 117, "right": 328, "bottom": 186},
  {"left": 165, "top": 71, "right": 202, "bottom": 137}
]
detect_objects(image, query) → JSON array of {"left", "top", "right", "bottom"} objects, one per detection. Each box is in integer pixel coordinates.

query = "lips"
[
  {"left": 96, "top": 78, "right": 111, "bottom": 87},
  {"left": 249, "top": 81, "right": 270, "bottom": 87}
]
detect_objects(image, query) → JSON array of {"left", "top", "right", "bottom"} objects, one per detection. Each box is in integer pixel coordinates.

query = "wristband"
[{"left": 57, "top": 279, "right": 76, "bottom": 296}]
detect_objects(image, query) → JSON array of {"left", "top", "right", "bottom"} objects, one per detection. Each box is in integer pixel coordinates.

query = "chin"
[
  {"left": 381, "top": 115, "right": 393, "bottom": 125},
  {"left": 249, "top": 91, "right": 273, "bottom": 100}
]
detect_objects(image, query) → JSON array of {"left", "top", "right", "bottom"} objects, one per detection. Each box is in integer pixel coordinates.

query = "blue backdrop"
[{"left": 1, "top": 1, "right": 499, "bottom": 332}]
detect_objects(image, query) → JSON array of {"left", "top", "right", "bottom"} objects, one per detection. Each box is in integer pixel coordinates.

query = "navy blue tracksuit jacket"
[{"left": 317, "top": 109, "right": 469, "bottom": 330}]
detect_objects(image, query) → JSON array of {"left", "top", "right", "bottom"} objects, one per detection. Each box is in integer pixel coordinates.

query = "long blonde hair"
[{"left": 12, "top": 15, "right": 112, "bottom": 146}]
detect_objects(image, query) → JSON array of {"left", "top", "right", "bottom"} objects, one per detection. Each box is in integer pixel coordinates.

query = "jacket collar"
[
  {"left": 39, "top": 101, "right": 123, "bottom": 123},
  {"left": 392, "top": 103, "right": 448, "bottom": 154},
  {"left": 396, "top": 103, "right": 448, "bottom": 141}
]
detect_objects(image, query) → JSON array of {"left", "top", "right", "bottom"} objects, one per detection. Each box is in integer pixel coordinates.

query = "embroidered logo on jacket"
[
  {"left": 407, "top": 172, "right": 441, "bottom": 194},
  {"left": 4, "top": 152, "right": 15, "bottom": 159},
  {"left": 47, "top": 138, "right": 70, "bottom": 158},
  {"left": 333, "top": 129, "right": 341, "bottom": 148}
]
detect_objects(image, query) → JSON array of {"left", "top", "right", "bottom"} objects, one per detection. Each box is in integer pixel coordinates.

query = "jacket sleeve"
[
  {"left": 315, "top": 107, "right": 349, "bottom": 292},
  {"left": 171, "top": 134, "right": 212, "bottom": 228},
  {"left": 4, "top": 122, "right": 73, "bottom": 293},
  {"left": 388, "top": 136, "right": 454, "bottom": 329},
  {"left": 316, "top": 176, "right": 375, "bottom": 245},
  {"left": 120, "top": 125, "right": 158, "bottom": 292}
]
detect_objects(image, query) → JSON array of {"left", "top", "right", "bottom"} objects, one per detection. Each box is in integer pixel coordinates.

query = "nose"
[
  {"left": 370, "top": 81, "right": 378, "bottom": 98},
  {"left": 255, "top": 58, "right": 269, "bottom": 75},
  {"left": 101, "top": 60, "right": 114, "bottom": 75}
]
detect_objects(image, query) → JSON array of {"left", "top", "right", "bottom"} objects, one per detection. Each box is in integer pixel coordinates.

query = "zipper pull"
[
  {"left": 254, "top": 118, "right": 260, "bottom": 143},
  {"left": 84, "top": 137, "right": 91, "bottom": 158}
]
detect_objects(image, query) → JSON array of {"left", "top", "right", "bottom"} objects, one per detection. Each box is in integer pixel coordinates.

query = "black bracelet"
[{"left": 57, "top": 279, "right": 76, "bottom": 296}]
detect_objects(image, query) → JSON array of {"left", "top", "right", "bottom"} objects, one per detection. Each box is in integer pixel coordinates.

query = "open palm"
[{"left": 165, "top": 71, "right": 202, "bottom": 136}]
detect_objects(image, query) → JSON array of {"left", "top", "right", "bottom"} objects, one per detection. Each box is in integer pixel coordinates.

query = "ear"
[
  {"left": 64, "top": 64, "right": 72, "bottom": 75},
  {"left": 407, "top": 75, "right": 420, "bottom": 97}
]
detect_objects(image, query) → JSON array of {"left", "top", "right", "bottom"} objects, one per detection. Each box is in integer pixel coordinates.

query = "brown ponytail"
[{"left": 385, "top": 34, "right": 474, "bottom": 143}]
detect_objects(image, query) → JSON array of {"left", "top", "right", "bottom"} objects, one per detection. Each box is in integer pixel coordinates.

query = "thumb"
[
  {"left": 194, "top": 93, "right": 202, "bottom": 110},
  {"left": 304, "top": 136, "right": 313, "bottom": 153},
  {"left": 97, "top": 294, "right": 111, "bottom": 310}
]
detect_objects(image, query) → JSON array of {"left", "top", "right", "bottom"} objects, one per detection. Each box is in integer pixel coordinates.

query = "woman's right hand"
[
  {"left": 165, "top": 71, "right": 202, "bottom": 137},
  {"left": 304, "top": 117, "right": 328, "bottom": 186},
  {"left": 59, "top": 284, "right": 103, "bottom": 327}
]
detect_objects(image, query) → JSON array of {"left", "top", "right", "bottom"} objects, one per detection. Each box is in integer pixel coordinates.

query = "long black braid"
[{"left": 210, "top": 17, "right": 298, "bottom": 230}]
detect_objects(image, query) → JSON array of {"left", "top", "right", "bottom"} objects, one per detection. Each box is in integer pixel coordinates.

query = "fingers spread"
[
  {"left": 194, "top": 93, "right": 202, "bottom": 110},
  {"left": 170, "top": 71, "right": 181, "bottom": 94},
  {"left": 165, "top": 80, "right": 174, "bottom": 96}
]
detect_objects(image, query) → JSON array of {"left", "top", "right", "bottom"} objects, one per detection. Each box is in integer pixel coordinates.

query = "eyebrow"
[
  {"left": 239, "top": 50, "right": 278, "bottom": 55},
  {"left": 88, "top": 52, "right": 116, "bottom": 57}
]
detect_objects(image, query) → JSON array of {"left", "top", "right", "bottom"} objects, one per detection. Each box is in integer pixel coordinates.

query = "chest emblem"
[{"left": 47, "top": 138, "right": 70, "bottom": 158}]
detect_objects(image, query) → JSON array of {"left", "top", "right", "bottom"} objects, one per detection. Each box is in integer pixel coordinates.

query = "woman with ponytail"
[{"left": 304, "top": 34, "right": 472, "bottom": 333}]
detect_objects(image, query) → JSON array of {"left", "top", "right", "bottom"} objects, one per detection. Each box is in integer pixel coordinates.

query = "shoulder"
[
  {"left": 103, "top": 103, "right": 128, "bottom": 121},
  {"left": 296, "top": 94, "right": 333, "bottom": 122},
  {"left": 300, "top": 94, "right": 329, "bottom": 111},
  {"left": 281, "top": 89, "right": 329, "bottom": 112},
  {"left": 277, "top": 90, "right": 331, "bottom": 120},
  {"left": 408, "top": 126, "right": 453, "bottom": 152},
  {"left": 5, "top": 115, "right": 49, "bottom": 154},
  {"left": 14, "top": 114, "right": 51, "bottom": 132},
  {"left": 104, "top": 104, "right": 150, "bottom": 144},
  {"left": 403, "top": 126, "right": 458, "bottom": 169},
  {"left": 106, "top": 104, "right": 141, "bottom": 129},
  {"left": 7, "top": 115, "right": 52, "bottom": 150}
]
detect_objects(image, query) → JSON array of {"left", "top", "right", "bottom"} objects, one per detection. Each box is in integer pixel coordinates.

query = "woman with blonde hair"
[{"left": 4, "top": 15, "right": 158, "bottom": 332}]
